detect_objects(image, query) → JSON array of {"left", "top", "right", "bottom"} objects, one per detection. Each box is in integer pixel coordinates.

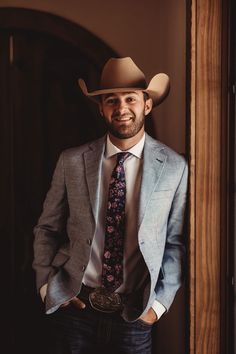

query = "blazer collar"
[
  {"left": 83, "top": 136, "right": 106, "bottom": 223},
  {"left": 138, "top": 134, "right": 167, "bottom": 228},
  {"left": 83, "top": 133, "right": 167, "bottom": 228}
]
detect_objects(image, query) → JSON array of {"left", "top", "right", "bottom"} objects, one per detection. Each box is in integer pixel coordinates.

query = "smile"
[{"left": 113, "top": 115, "right": 134, "bottom": 122}]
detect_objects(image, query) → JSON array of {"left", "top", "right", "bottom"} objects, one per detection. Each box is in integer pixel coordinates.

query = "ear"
[
  {"left": 98, "top": 102, "right": 104, "bottom": 116},
  {"left": 144, "top": 98, "right": 153, "bottom": 116}
]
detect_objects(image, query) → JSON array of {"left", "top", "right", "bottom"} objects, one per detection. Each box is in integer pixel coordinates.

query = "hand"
[
  {"left": 60, "top": 297, "right": 86, "bottom": 310},
  {"left": 140, "top": 308, "right": 158, "bottom": 325}
]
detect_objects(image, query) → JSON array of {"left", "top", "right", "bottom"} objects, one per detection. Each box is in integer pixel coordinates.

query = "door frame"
[
  {"left": 188, "top": 0, "right": 232, "bottom": 353},
  {"left": 0, "top": 7, "right": 117, "bottom": 67}
]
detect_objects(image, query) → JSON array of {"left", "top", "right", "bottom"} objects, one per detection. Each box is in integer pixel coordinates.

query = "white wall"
[{"left": 0, "top": 0, "right": 186, "bottom": 153}]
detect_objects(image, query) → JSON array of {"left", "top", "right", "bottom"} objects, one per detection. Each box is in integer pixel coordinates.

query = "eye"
[
  {"left": 126, "top": 96, "right": 136, "bottom": 103},
  {"left": 104, "top": 98, "right": 117, "bottom": 105}
]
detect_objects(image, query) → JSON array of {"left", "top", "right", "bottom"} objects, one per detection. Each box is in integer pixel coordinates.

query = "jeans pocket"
[{"left": 137, "top": 318, "right": 153, "bottom": 328}]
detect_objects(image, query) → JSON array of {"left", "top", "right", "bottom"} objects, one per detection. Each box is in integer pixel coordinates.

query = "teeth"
[{"left": 116, "top": 117, "right": 132, "bottom": 121}]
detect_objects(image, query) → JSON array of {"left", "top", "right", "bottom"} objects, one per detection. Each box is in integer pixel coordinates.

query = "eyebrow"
[{"left": 103, "top": 92, "right": 139, "bottom": 100}]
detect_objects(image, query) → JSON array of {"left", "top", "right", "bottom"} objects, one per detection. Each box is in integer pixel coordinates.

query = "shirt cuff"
[
  {"left": 40, "top": 283, "right": 48, "bottom": 303},
  {"left": 151, "top": 300, "right": 166, "bottom": 320}
]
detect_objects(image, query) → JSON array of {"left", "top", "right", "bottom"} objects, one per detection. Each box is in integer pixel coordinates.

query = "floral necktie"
[{"left": 101, "top": 152, "right": 130, "bottom": 292}]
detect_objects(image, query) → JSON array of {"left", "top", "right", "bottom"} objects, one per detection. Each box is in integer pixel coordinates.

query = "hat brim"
[{"left": 78, "top": 73, "right": 170, "bottom": 107}]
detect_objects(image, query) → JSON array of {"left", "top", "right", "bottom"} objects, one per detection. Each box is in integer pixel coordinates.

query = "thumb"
[{"left": 71, "top": 297, "right": 86, "bottom": 310}]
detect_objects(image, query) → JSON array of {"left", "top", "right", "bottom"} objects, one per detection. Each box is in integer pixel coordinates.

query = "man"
[{"left": 33, "top": 57, "right": 188, "bottom": 354}]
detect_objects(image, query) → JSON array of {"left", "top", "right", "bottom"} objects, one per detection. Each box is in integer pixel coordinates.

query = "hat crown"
[
  {"left": 100, "top": 57, "right": 146, "bottom": 90},
  {"left": 78, "top": 56, "right": 170, "bottom": 107}
]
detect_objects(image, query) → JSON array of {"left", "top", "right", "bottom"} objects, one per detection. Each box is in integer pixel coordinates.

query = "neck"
[{"left": 108, "top": 129, "right": 145, "bottom": 151}]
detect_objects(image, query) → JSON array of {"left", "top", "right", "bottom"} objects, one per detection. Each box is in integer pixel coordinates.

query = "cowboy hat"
[{"left": 78, "top": 57, "right": 170, "bottom": 107}]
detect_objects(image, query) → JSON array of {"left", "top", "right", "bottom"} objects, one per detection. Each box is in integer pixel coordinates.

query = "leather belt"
[{"left": 79, "top": 284, "right": 124, "bottom": 313}]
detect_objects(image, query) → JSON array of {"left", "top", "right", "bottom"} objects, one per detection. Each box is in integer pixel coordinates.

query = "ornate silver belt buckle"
[{"left": 89, "top": 287, "right": 123, "bottom": 313}]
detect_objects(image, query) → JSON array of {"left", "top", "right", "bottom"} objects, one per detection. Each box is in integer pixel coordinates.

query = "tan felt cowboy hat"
[{"left": 78, "top": 57, "right": 170, "bottom": 107}]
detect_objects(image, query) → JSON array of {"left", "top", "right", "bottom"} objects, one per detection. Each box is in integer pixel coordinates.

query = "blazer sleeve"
[
  {"left": 154, "top": 161, "right": 188, "bottom": 310},
  {"left": 32, "top": 152, "right": 69, "bottom": 292}
]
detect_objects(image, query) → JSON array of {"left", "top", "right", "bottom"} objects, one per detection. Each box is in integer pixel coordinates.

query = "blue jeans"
[{"left": 45, "top": 303, "right": 153, "bottom": 354}]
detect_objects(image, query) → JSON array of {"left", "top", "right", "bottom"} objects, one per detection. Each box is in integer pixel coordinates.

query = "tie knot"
[{"left": 116, "top": 152, "right": 131, "bottom": 165}]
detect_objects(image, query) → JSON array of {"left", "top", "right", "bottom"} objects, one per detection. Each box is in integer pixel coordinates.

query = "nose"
[{"left": 115, "top": 99, "right": 129, "bottom": 114}]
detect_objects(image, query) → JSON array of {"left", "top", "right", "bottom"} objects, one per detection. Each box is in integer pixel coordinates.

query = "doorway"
[{"left": 0, "top": 8, "right": 116, "bottom": 353}]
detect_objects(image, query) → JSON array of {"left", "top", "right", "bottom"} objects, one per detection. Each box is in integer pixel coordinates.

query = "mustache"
[{"left": 111, "top": 113, "right": 135, "bottom": 120}]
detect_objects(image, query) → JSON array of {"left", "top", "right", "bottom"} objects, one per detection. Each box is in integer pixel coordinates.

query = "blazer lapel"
[
  {"left": 83, "top": 136, "right": 106, "bottom": 223},
  {"left": 138, "top": 135, "right": 167, "bottom": 228}
]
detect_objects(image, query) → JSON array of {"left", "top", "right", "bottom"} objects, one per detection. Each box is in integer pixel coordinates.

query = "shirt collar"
[{"left": 105, "top": 133, "right": 145, "bottom": 159}]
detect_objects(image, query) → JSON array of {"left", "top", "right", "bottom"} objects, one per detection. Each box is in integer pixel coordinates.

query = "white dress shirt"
[{"left": 82, "top": 133, "right": 166, "bottom": 319}]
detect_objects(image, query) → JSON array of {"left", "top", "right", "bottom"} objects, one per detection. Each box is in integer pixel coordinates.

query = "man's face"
[{"left": 99, "top": 91, "right": 152, "bottom": 140}]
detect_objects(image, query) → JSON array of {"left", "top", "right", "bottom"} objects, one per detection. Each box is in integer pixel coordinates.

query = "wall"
[
  {"left": 0, "top": 0, "right": 186, "bottom": 153},
  {"left": 0, "top": 2, "right": 187, "bottom": 353}
]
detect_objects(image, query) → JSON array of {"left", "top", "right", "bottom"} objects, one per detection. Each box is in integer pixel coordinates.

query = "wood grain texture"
[
  {"left": 189, "top": 0, "right": 223, "bottom": 353},
  {"left": 189, "top": 0, "right": 197, "bottom": 351}
]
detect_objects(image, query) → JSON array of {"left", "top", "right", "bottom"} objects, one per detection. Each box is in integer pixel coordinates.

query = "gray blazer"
[{"left": 33, "top": 133, "right": 188, "bottom": 321}]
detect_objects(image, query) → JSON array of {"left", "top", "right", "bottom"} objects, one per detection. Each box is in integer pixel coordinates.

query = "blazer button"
[
  {"left": 87, "top": 239, "right": 92, "bottom": 246},
  {"left": 82, "top": 265, "right": 86, "bottom": 272}
]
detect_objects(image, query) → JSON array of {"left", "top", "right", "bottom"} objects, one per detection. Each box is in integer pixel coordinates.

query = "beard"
[{"left": 104, "top": 109, "right": 146, "bottom": 139}]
